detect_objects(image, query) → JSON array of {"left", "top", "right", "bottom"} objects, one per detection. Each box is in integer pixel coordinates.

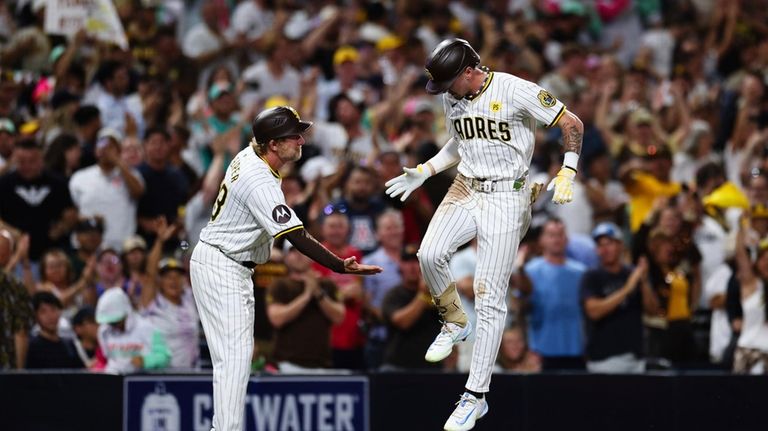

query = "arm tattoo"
[{"left": 563, "top": 123, "right": 583, "bottom": 154}]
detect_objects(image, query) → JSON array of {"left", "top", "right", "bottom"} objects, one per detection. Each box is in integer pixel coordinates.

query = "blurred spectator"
[
  {"left": 0, "top": 0, "right": 49, "bottom": 73},
  {"left": 376, "top": 150, "right": 434, "bottom": 243},
  {"left": 72, "top": 105, "right": 102, "bottom": 168},
  {"left": 312, "top": 211, "right": 366, "bottom": 370},
  {"left": 380, "top": 243, "right": 442, "bottom": 371},
  {"left": 71, "top": 306, "right": 103, "bottom": 369},
  {"left": 620, "top": 145, "right": 682, "bottom": 232},
  {"left": 584, "top": 150, "right": 629, "bottom": 226},
  {"left": 241, "top": 37, "right": 301, "bottom": 108},
  {"left": 25, "top": 292, "right": 81, "bottom": 369},
  {"left": 139, "top": 219, "right": 199, "bottom": 369},
  {"left": 0, "top": 117, "right": 16, "bottom": 175},
  {"left": 0, "top": 230, "right": 33, "bottom": 369},
  {"left": 329, "top": 166, "right": 385, "bottom": 256},
  {"left": 644, "top": 229, "right": 699, "bottom": 367},
  {"left": 182, "top": 0, "right": 239, "bottom": 89},
  {"left": 69, "top": 215, "right": 103, "bottom": 279},
  {"left": 44, "top": 133, "right": 81, "bottom": 181},
  {"left": 582, "top": 223, "right": 657, "bottom": 373},
  {"left": 95, "top": 60, "right": 144, "bottom": 138},
  {"left": 0, "top": 139, "right": 78, "bottom": 265},
  {"left": 521, "top": 218, "right": 586, "bottom": 370},
  {"left": 96, "top": 287, "right": 171, "bottom": 374},
  {"left": 538, "top": 44, "right": 587, "bottom": 107},
  {"left": 315, "top": 46, "right": 370, "bottom": 120},
  {"left": 122, "top": 235, "right": 149, "bottom": 300},
  {"left": 69, "top": 128, "right": 145, "bottom": 251},
  {"left": 494, "top": 325, "right": 541, "bottom": 373},
  {"left": 733, "top": 217, "right": 768, "bottom": 374},
  {"left": 94, "top": 248, "right": 134, "bottom": 304},
  {"left": 268, "top": 245, "right": 344, "bottom": 373},
  {"left": 137, "top": 127, "right": 189, "bottom": 245},
  {"left": 362, "top": 209, "right": 405, "bottom": 369},
  {"left": 38, "top": 248, "right": 95, "bottom": 318}
]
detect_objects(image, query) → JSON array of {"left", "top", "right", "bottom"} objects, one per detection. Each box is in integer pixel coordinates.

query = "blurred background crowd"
[{"left": 1, "top": 0, "right": 768, "bottom": 376}]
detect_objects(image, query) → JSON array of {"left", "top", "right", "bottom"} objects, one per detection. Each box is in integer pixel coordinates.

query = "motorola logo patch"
[{"left": 272, "top": 205, "right": 292, "bottom": 224}]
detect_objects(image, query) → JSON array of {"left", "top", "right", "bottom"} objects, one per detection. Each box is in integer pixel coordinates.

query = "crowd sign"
[{"left": 44, "top": 0, "right": 128, "bottom": 49}]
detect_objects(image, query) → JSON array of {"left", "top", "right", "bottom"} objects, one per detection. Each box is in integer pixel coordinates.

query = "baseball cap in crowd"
[
  {"left": 158, "top": 257, "right": 186, "bottom": 274},
  {"left": 630, "top": 108, "right": 653, "bottom": 126},
  {"left": 401, "top": 243, "right": 420, "bottom": 261},
  {"left": 97, "top": 127, "right": 123, "bottom": 147},
  {"left": 333, "top": 46, "right": 359, "bottom": 66},
  {"left": 376, "top": 35, "right": 403, "bottom": 52},
  {"left": 264, "top": 95, "right": 290, "bottom": 109},
  {"left": 76, "top": 217, "right": 104, "bottom": 233},
  {"left": 0, "top": 118, "right": 15, "bottom": 134},
  {"left": 208, "top": 82, "right": 233, "bottom": 101},
  {"left": 591, "top": 222, "right": 623, "bottom": 242},
  {"left": 403, "top": 97, "right": 434, "bottom": 117},
  {"left": 96, "top": 288, "right": 132, "bottom": 324},
  {"left": 122, "top": 235, "right": 147, "bottom": 253}
]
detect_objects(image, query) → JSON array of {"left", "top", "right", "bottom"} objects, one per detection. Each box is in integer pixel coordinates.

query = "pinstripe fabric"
[
  {"left": 422, "top": 71, "right": 557, "bottom": 393},
  {"left": 191, "top": 241, "right": 255, "bottom": 431},
  {"left": 192, "top": 144, "right": 304, "bottom": 430}
]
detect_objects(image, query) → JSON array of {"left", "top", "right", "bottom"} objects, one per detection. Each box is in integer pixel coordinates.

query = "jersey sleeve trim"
[
  {"left": 547, "top": 105, "right": 566, "bottom": 128},
  {"left": 273, "top": 224, "right": 304, "bottom": 239}
]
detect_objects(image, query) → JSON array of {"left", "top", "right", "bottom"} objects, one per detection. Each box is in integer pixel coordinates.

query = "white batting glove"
[
  {"left": 546, "top": 167, "right": 576, "bottom": 204},
  {"left": 385, "top": 164, "right": 430, "bottom": 202}
]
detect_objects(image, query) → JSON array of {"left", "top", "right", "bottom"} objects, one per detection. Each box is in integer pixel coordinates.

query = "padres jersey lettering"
[
  {"left": 443, "top": 72, "right": 565, "bottom": 180},
  {"left": 199, "top": 146, "right": 303, "bottom": 264}
]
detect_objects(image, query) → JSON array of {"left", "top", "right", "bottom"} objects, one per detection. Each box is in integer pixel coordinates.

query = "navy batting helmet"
[
  {"left": 251, "top": 106, "right": 313, "bottom": 145},
  {"left": 424, "top": 38, "right": 480, "bottom": 95}
]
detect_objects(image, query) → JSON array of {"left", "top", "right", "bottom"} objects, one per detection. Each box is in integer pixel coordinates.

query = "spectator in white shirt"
[
  {"left": 240, "top": 37, "right": 302, "bottom": 111},
  {"left": 94, "top": 61, "right": 145, "bottom": 138},
  {"left": 69, "top": 128, "right": 145, "bottom": 251},
  {"left": 182, "top": 0, "right": 241, "bottom": 90}
]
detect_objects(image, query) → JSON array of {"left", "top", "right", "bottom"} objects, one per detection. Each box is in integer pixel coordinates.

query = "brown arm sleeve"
[{"left": 283, "top": 227, "right": 346, "bottom": 274}]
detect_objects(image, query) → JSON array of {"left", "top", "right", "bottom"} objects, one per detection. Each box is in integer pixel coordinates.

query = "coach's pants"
[
  {"left": 419, "top": 177, "right": 531, "bottom": 393},
  {"left": 191, "top": 241, "right": 255, "bottom": 431}
]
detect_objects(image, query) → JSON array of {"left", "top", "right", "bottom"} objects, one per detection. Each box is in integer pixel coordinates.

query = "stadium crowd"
[{"left": 1, "top": 0, "right": 768, "bottom": 375}]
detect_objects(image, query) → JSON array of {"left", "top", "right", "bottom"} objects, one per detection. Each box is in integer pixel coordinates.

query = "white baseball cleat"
[
  {"left": 443, "top": 392, "right": 489, "bottom": 431},
  {"left": 425, "top": 321, "right": 472, "bottom": 362}
]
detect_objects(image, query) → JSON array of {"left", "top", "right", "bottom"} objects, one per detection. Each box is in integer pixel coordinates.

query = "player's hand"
[
  {"left": 342, "top": 256, "right": 383, "bottom": 275},
  {"left": 546, "top": 167, "right": 576, "bottom": 204},
  {"left": 384, "top": 164, "right": 430, "bottom": 202}
]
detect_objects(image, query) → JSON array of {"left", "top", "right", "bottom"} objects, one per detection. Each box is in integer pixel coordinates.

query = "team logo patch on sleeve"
[
  {"left": 272, "top": 205, "right": 292, "bottom": 224},
  {"left": 490, "top": 101, "right": 502, "bottom": 112},
  {"left": 538, "top": 90, "right": 557, "bottom": 108}
]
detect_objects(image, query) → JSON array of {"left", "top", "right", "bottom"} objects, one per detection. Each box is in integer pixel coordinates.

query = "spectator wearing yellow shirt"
[
  {"left": 619, "top": 145, "right": 681, "bottom": 232},
  {"left": 644, "top": 229, "right": 700, "bottom": 368}
]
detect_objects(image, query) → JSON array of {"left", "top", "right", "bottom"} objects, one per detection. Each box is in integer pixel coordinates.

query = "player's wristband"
[{"left": 563, "top": 151, "right": 579, "bottom": 172}]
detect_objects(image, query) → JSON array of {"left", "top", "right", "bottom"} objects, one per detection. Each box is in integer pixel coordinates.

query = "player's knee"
[{"left": 417, "top": 245, "right": 446, "bottom": 271}]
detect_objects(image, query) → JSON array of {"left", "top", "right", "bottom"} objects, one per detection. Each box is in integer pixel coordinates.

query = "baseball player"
[
  {"left": 386, "top": 38, "right": 583, "bottom": 431},
  {"left": 190, "top": 106, "right": 382, "bottom": 431}
]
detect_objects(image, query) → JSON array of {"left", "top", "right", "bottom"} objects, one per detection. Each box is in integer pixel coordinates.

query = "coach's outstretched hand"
[
  {"left": 343, "top": 256, "right": 383, "bottom": 275},
  {"left": 547, "top": 166, "right": 576, "bottom": 204},
  {"left": 385, "top": 164, "right": 430, "bottom": 202}
]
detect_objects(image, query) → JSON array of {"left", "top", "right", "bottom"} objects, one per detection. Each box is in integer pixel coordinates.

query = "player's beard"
[{"left": 277, "top": 144, "right": 302, "bottom": 162}]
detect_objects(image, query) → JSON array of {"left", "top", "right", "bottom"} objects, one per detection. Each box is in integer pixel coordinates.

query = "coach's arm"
[{"left": 282, "top": 227, "right": 382, "bottom": 275}]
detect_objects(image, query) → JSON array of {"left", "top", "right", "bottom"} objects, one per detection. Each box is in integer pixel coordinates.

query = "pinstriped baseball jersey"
[
  {"left": 443, "top": 71, "right": 566, "bottom": 180},
  {"left": 198, "top": 145, "right": 303, "bottom": 264}
]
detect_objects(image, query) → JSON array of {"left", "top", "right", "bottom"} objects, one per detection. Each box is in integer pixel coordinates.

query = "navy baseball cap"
[{"left": 592, "top": 222, "right": 623, "bottom": 242}]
